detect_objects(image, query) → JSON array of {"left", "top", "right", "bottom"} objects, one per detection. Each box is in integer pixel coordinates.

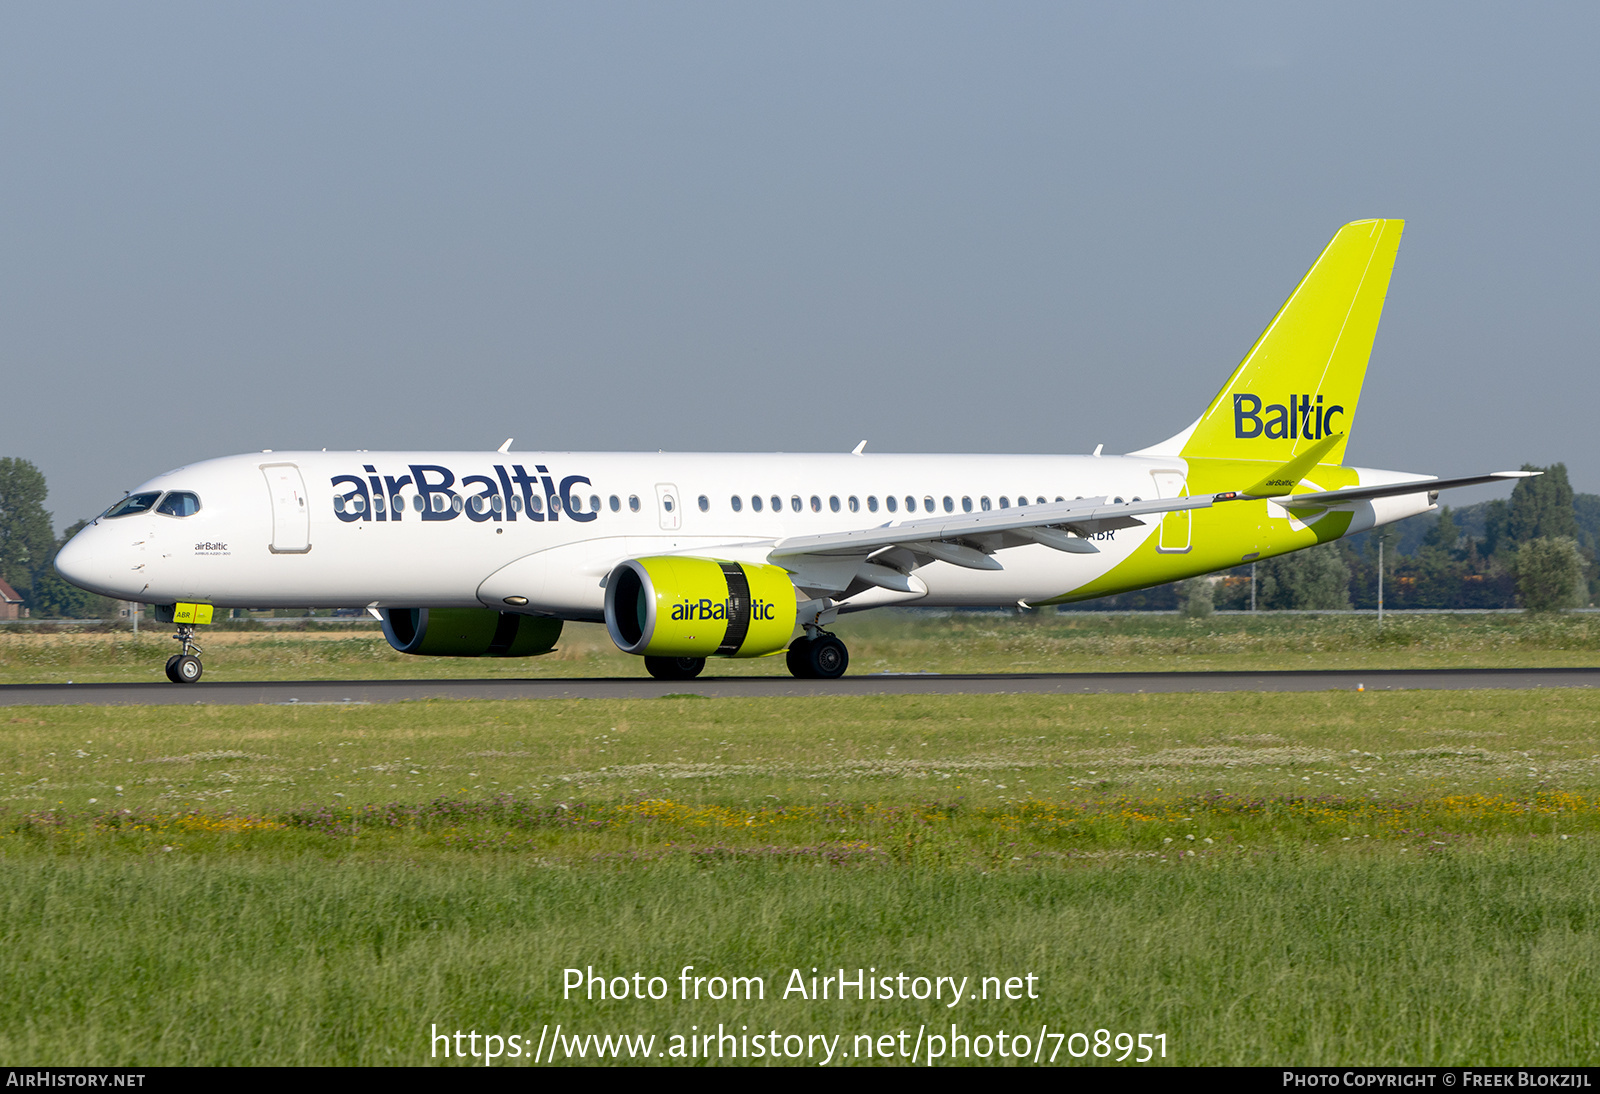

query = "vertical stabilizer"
[{"left": 1138, "top": 219, "right": 1403, "bottom": 465}]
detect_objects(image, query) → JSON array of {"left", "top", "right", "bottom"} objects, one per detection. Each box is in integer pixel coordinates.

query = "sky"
[{"left": 2, "top": 3, "right": 1596, "bottom": 531}]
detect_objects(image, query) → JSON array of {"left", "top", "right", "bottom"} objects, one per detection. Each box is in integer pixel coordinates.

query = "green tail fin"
[{"left": 1150, "top": 219, "right": 1404, "bottom": 466}]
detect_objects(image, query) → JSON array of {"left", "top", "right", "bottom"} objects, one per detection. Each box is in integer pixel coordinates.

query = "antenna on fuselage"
[{"left": 498, "top": 438, "right": 513, "bottom": 452}]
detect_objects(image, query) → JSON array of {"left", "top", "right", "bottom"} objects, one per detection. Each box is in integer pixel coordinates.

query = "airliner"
[{"left": 55, "top": 219, "right": 1529, "bottom": 683}]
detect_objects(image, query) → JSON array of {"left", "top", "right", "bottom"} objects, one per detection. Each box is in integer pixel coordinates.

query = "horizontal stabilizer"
[{"left": 1257, "top": 470, "right": 1538, "bottom": 509}]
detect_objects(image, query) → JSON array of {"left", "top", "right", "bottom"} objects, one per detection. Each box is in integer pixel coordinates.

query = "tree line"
[{"left": 0, "top": 458, "right": 114, "bottom": 619}]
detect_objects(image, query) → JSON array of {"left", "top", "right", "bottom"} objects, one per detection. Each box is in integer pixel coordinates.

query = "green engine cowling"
[
  {"left": 605, "top": 557, "right": 797, "bottom": 658},
  {"left": 381, "top": 608, "right": 562, "bottom": 657}
]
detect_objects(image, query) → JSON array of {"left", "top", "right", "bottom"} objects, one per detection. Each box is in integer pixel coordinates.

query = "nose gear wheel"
[{"left": 165, "top": 624, "right": 204, "bottom": 684}]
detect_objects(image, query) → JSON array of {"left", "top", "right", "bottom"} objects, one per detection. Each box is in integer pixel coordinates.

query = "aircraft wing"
[
  {"left": 1266, "top": 470, "right": 1538, "bottom": 508},
  {"left": 767, "top": 494, "right": 1217, "bottom": 595}
]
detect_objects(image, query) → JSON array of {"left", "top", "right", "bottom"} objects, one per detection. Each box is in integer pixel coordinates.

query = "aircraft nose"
[{"left": 54, "top": 528, "right": 118, "bottom": 597}]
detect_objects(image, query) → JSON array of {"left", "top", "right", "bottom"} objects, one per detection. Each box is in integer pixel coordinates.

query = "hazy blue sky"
[{"left": 3, "top": 3, "right": 1595, "bottom": 529}]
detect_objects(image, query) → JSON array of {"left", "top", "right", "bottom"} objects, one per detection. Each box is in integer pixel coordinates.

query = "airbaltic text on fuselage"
[
  {"left": 327, "top": 464, "right": 595, "bottom": 524},
  {"left": 1234, "top": 394, "right": 1345, "bottom": 440},
  {"left": 672, "top": 598, "right": 779, "bottom": 622}
]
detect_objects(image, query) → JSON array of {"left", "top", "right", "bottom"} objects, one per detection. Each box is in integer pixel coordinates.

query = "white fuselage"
[{"left": 55, "top": 449, "right": 1426, "bottom": 619}]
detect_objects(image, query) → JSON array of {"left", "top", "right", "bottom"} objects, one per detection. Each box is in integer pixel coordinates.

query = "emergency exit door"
[
  {"left": 261, "top": 463, "right": 312, "bottom": 554},
  {"left": 1151, "top": 470, "right": 1191, "bottom": 553},
  {"left": 655, "top": 483, "right": 681, "bottom": 531}
]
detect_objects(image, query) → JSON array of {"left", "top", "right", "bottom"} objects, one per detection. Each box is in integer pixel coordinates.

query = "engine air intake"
[{"left": 604, "top": 557, "right": 796, "bottom": 659}]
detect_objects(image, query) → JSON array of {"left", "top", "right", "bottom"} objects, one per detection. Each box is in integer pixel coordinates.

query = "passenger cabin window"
[
  {"left": 751, "top": 495, "right": 763, "bottom": 512},
  {"left": 731, "top": 495, "right": 743, "bottom": 512},
  {"left": 609, "top": 495, "right": 620, "bottom": 512},
  {"left": 530, "top": 495, "right": 544, "bottom": 513},
  {"left": 155, "top": 492, "right": 201, "bottom": 517},
  {"left": 905, "top": 496, "right": 915, "bottom": 512},
  {"left": 867, "top": 496, "right": 879, "bottom": 512},
  {"left": 999, "top": 497, "right": 1009, "bottom": 509},
  {"left": 629, "top": 495, "right": 641, "bottom": 512},
  {"left": 771, "top": 496, "right": 781, "bottom": 513},
  {"left": 103, "top": 492, "right": 161, "bottom": 519},
  {"left": 885, "top": 496, "right": 897, "bottom": 513},
  {"left": 569, "top": 495, "right": 583, "bottom": 513},
  {"left": 980, "top": 496, "right": 991, "bottom": 511},
  {"left": 698, "top": 495, "right": 709, "bottom": 512},
  {"left": 590, "top": 495, "right": 601, "bottom": 513},
  {"left": 943, "top": 496, "right": 954, "bottom": 513},
  {"left": 810, "top": 495, "right": 821, "bottom": 513},
  {"left": 829, "top": 496, "right": 840, "bottom": 513},
  {"left": 961, "top": 496, "right": 972, "bottom": 513},
  {"left": 924, "top": 496, "right": 935, "bottom": 512},
  {"left": 791, "top": 496, "right": 802, "bottom": 513},
  {"left": 848, "top": 496, "right": 859, "bottom": 513}
]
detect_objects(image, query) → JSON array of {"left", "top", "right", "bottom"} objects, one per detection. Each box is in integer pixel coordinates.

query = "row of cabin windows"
[
  {"left": 336, "top": 490, "right": 1141, "bottom": 517},
  {"left": 722, "top": 494, "right": 1117, "bottom": 514},
  {"left": 336, "top": 492, "right": 619, "bottom": 516}
]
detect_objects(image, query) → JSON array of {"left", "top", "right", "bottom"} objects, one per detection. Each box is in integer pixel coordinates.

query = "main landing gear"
[
  {"left": 786, "top": 632, "right": 849, "bottom": 679},
  {"left": 165, "top": 625, "right": 203, "bottom": 684},
  {"left": 645, "top": 656, "right": 705, "bottom": 681}
]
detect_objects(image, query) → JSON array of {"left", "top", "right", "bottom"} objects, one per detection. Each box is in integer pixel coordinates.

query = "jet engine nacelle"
[
  {"left": 605, "top": 557, "right": 797, "bottom": 659},
  {"left": 381, "top": 608, "right": 562, "bottom": 657}
]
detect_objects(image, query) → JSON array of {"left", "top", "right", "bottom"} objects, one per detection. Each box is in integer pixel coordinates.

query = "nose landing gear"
[{"left": 165, "top": 625, "right": 203, "bottom": 684}]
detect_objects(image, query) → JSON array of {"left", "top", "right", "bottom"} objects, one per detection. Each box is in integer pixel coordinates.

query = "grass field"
[
  {"left": 4, "top": 689, "right": 1600, "bottom": 1065},
  {"left": 2, "top": 609, "right": 1599, "bottom": 684}
]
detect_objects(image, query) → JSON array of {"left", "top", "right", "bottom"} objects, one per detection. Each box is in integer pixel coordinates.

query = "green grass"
[
  {"left": 3, "top": 610, "right": 1600, "bottom": 684},
  {"left": 5, "top": 851, "right": 1600, "bottom": 1065},
  {"left": 4, "top": 690, "right": 1600, "bottom": 1064}
]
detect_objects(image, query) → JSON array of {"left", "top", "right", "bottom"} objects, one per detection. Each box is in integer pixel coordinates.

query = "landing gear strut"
[
  {"left": 165, "top": 625, "right": 203, "bottom": 684},
  {"left": 786, "top": 632, "right": 849, "bottom": 679},
  {"left": 645, "top": 655, "right": 705, "bottom": 681}
]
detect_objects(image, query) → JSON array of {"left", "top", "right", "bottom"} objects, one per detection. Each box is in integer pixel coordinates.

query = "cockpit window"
[
  {"left": 102, "top": 493, "right": 161, "bottom": 519},
  {"left": 156, "top": 492, "right": 202, "bottom": 517}
]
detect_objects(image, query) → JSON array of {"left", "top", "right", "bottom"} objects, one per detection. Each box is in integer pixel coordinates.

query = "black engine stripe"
[{"left": 716, "top": 562, "right": 751, "bottom": 656}]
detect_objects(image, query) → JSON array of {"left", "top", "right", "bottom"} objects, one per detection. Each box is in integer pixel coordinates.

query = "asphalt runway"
[{"left": 1, "top": 667, "right": 1597, "bottom": 706}]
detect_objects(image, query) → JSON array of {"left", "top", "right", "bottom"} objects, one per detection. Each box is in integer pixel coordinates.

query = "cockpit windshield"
[
  {"left": 156, "top": 492, "right": 201, "bottom": 517},
  {"left": 102, "top": 493, "right": 161, "bottom": 519}
]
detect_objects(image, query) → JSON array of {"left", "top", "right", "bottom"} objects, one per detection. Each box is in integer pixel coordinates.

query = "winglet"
[
  {"left": 497, "top": 438, "right": 513, "bottom": 453},
  {"left": 852, "top": 440, "right": 867, "bottom": 455},
  {"left": 1242, "top": 432, "right": 1344, "bottom": 496}
]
